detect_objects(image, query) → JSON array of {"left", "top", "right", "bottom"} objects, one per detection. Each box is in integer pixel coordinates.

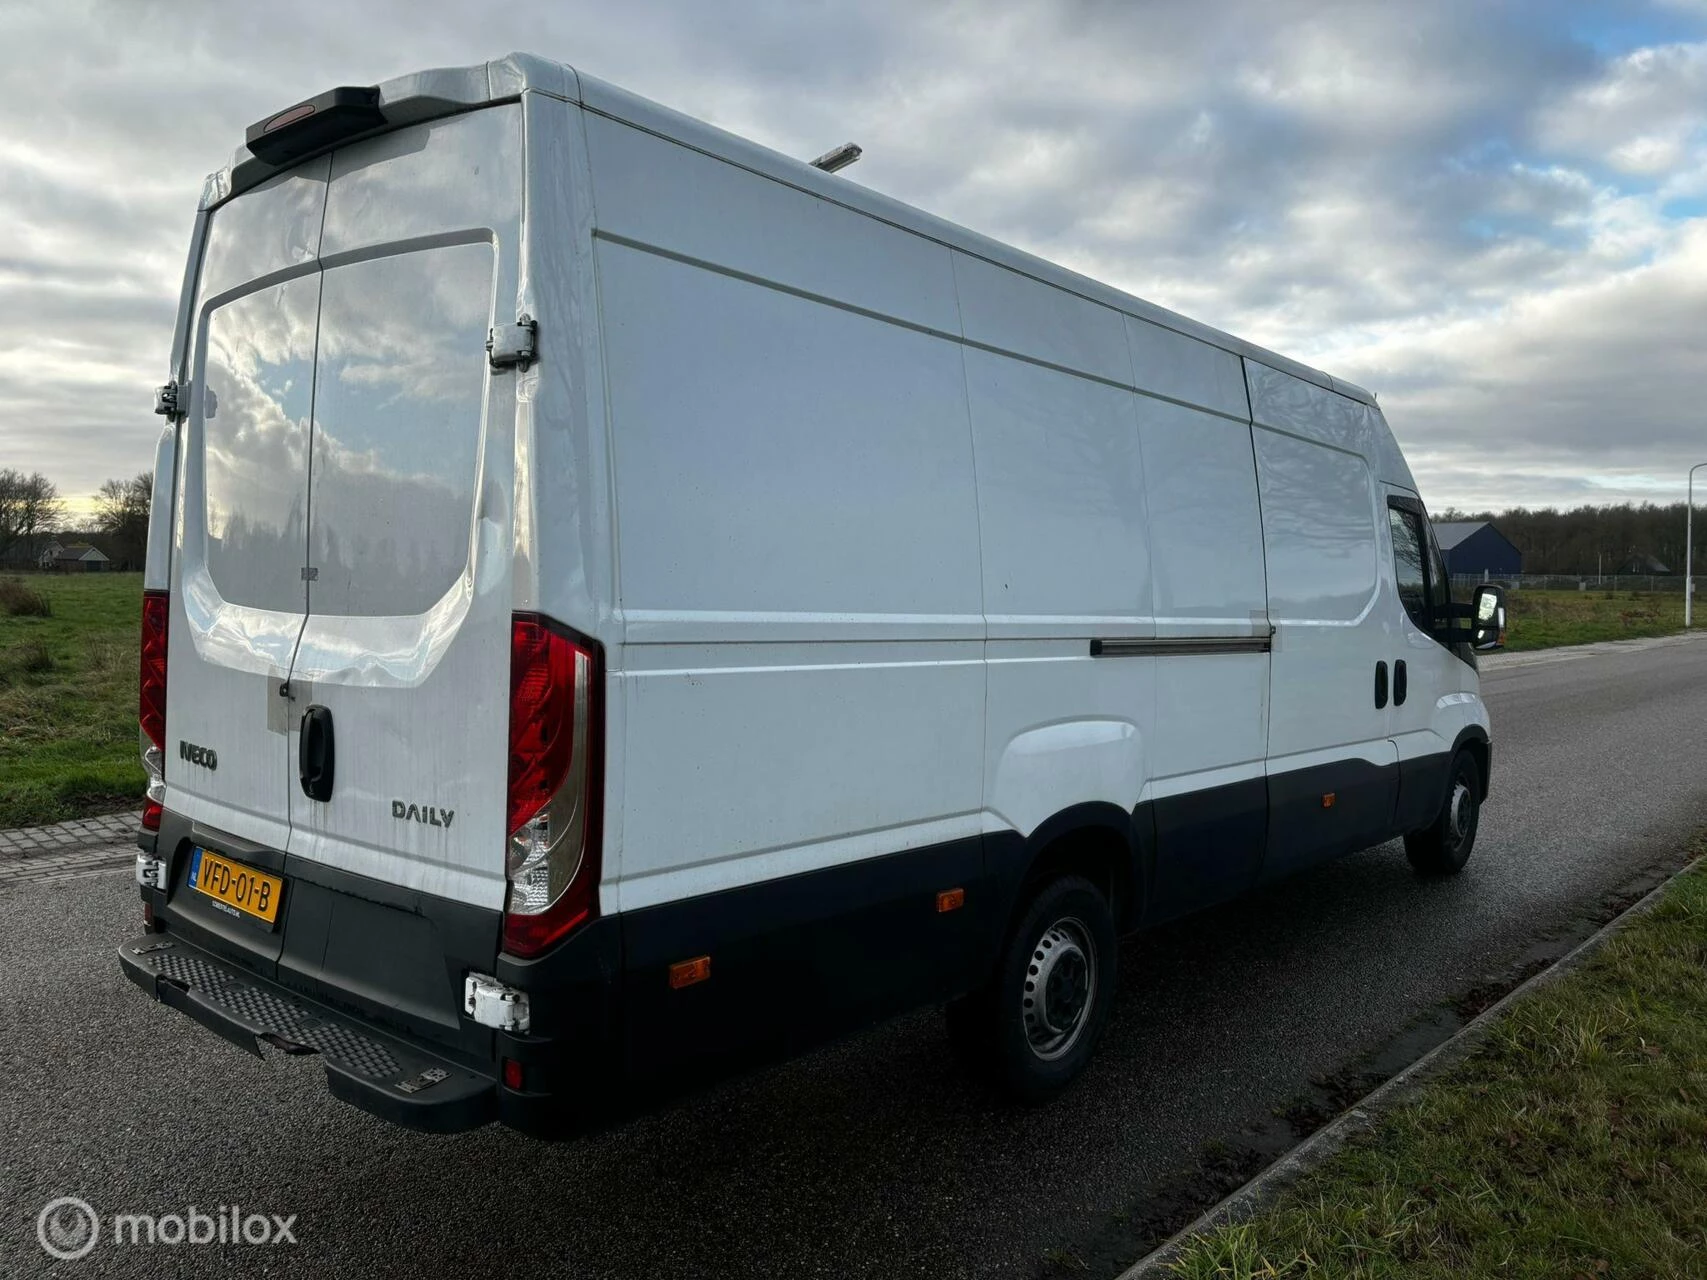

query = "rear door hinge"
[
  {"left": 154, "top": 380, "right": 187, "bottom": 420},
  {"left": 486, "top": 315, "right": 537, "bottom": 372}
]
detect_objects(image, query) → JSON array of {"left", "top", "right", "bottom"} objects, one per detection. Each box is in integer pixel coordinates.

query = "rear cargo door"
[
  {"left": 282, "top": 104, "right": 524, "bottom": 909},
  {"left": 166, "top": 162, "right": 330, "bottom": 850}
]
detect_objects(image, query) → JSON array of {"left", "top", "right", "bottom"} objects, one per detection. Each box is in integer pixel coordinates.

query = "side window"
[
  {"left": 1423, "top": 524, "right": 1452, "bottom": 615},
  {"left": 1387, "top": 506, "right": 1430, "bottom": 631}
]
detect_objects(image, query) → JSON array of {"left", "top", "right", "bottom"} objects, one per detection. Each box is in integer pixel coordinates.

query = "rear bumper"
[{"left": 120, "top": 933, "right": 496, "bottom": 1133}]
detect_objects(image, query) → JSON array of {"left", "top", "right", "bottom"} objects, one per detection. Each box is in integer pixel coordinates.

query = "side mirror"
[{"left": 1471, "top": 584, "right": 1506, "bottom": 652}]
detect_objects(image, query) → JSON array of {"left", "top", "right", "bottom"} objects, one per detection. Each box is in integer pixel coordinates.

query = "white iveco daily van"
[{"left": 124, "top": 54, "right": 1507, "bottom": 1134}]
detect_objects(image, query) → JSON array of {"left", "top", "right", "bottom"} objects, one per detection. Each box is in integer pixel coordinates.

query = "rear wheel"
[
  {"left": 1405, "top": 750, "right": 1482, "bottom": 875},
  {"left": 945, "top": 874, "right": 1116, "bottom": 1103}
]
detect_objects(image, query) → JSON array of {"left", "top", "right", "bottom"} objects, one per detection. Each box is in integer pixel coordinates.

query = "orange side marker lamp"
[{"left": 668, "top": 955, "right": 711, "bottom": 989}]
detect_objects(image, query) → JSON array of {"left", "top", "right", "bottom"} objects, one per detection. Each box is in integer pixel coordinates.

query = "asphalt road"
[{"left": 6, "top": 633, "right": 1707, "bottom": 1279}]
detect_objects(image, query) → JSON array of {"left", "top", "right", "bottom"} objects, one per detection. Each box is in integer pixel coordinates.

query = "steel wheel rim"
[
  {"left": 1447, "top": 779, "right": 1475, "bottom": 849},
  {"left": 1022, "top": 915, "right": 1097, "bottom": 1061}
]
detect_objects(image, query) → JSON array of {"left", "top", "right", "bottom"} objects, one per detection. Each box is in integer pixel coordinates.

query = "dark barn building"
[{"left": 1432, "top": 521, "right": 1522, "bottom": 579}]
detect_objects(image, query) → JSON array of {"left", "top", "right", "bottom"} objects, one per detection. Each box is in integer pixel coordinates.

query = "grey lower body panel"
[{"left": 120, "top": 934, "right": 495, "bottom": 1133}]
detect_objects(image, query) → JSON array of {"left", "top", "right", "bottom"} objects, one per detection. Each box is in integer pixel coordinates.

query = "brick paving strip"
[{"left": 0, "top": 812, "right": 138, "bottom": 886}]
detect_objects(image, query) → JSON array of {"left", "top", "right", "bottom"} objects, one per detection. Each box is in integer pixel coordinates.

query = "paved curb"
[
  {"left": 0, "top": 811, "right": 138, "bottom": 860},
  {"left": 1117, "top": 854, "right": 1703, "bottom": 1279}
]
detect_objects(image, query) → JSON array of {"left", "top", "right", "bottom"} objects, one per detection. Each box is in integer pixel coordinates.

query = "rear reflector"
[
  {"left": 502, "top": 1058, "right": 524, "bottom": 1091},
  {"left": 139, "top": 591, "right": 168, "bottom": 831},
  {"left": 502, "top": 616, "right": 603, "bottom": 958}
]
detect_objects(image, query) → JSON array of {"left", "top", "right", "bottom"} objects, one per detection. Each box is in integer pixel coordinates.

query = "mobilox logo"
[{"left": 37, "top": 1196, "right": 298, "bottom": 1259}]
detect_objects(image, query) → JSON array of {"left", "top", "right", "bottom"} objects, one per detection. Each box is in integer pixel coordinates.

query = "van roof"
[{"left": 204, "top": 51, "right": 1377, "bottom": 408}]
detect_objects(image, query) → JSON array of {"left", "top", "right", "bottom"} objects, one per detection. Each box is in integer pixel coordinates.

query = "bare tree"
[
  {"left": 0, "top": 469, "right": 64, "bottom": 559},
  {"left": 95, "top": 472, "right": 153, "bottom": 570}
]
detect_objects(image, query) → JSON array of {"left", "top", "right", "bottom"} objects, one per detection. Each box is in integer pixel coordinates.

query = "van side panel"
[
  {"left": 1123, "top": 315, "right": 1250, "bottom": 421},
  {"left": 1365, "top": 403, "right": 1418, "bottom": 492},
  {"left": 1247, "top": 363, "right": 1398, "bottom": 878},
  {"left": 582, "top": 114, "right": 961, "bottom": 334},
  {"left": 587, "top": 117, "right": 987, "bottom": 1059},
  {"left": 957, "top": 256, "right": 1154, "bottom": 889},
  {"left": 1135, "top": 389, "right": 1271, "bottom": 919},
  {"left": 596, "top": 241, "right": 985, "bottom": 896}
]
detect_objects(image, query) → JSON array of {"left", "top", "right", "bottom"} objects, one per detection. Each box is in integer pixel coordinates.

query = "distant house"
[
  {"left": 44, "top": 541, "right": 110, "bottom": 573},
  {"left": 1433, "top": 521, "right": 1521, "bottom": 579},
  {"left": 1623, "top": 552, "right": 1670, "bottom": 575}
]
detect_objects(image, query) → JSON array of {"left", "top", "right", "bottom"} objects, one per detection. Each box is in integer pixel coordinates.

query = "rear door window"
[
  {"left": 199, "top": 275, "right": 320, "bottom": 612},
  {"left": 305, "top": 243, "right": 495, "bottom": 616}
]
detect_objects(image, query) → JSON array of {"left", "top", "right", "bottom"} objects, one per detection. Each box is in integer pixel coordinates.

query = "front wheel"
[
  {"left": 1405, "top": 750, "right": 1482, "bottom": 875},
  {"left": 946, "top": 874, "right": 1117, "bottom": 1104}
]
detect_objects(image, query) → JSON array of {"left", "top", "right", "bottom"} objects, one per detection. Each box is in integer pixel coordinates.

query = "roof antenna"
[{"left": 809, "top": 142, "right": 862, "bottom": 173}]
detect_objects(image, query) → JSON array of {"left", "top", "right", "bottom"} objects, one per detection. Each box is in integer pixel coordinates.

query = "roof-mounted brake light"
[{"left": 244, "top": 85, "right": 384, "bottom": 165}]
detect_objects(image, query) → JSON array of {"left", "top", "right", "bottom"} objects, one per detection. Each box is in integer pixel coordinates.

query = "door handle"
[
  {"left": 1394, "top": 659, "right": 1408, "bottom": 707},
  {"left": 299, "top": 704, "right": 336, "bottom": 801},
  {"left": 1374, "top": 661, "right": 1389, "bottom": 709}
]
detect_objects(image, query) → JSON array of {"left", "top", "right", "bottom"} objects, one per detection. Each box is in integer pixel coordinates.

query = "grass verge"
[
  {"left": 1166, "top": 855, "right": 1707, "bottom": 1279},
  {"left": 1503, "top": 588, "right": 1687, "bottom": 652},
  {"left": 0, "top": 572, "right": 143, "bottom": 827}
]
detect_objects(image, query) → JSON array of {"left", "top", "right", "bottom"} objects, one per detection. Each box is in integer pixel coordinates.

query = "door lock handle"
[
  {"left": 1374, "top": 660, "right": 1389, "bottom": 709},
  {"left": 1394, "top": 659, "right": 1408, "bottom": 706},
  {"left": 299, "top": 704, "right": 335, "bottom": 801}
]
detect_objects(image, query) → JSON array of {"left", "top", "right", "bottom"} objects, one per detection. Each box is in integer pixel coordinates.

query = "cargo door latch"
[{"left": 486, "top": 315, "right": 536, "bottom": 371}]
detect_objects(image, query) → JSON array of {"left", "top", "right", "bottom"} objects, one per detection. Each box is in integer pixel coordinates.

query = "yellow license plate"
[{"left": 189, "top": 848, "right": 283, "bottom": 925}]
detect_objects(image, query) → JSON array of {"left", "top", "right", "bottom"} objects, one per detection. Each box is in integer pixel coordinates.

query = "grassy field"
[
  {"left": 0, "top": 572, "right": 144, "bottom": 827},
  {"left": 1503, "top": 587, "right": 1686, "bottom": 652},
  {"left": 1167, "top": 854, "right": 1707, "bottom": 1279}
]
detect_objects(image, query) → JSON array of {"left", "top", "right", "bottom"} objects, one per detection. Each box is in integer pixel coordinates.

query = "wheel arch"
[
  {"left": 986, "top": 801, "right": 1146, "bottom": 943},
  {"left": 1452, "top": 725, "right": 1492, "bottom": 801}
]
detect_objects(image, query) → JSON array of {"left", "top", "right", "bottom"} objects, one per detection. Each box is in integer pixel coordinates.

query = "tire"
[
  {"left": 1405, "top": 750, "right": 1482, "bottom": 876},
  {"left": 945, "top": 874, "right": 1117, "bottom": 1104}
]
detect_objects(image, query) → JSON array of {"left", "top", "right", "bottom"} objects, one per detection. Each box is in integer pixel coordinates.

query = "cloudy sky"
[{"left": 3, "top": 0, "right": 1704, "bottom": 515}]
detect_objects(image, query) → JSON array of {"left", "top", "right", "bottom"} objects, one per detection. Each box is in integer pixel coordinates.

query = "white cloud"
[{"left": 1535, "top": 41, "right": 1707, "bottom": 175}]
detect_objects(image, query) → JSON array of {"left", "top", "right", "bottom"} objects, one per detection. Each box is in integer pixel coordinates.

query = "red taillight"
[
  {"left": 503, "top": 616, "right": 602, "bottom": 958},
  {"left": 140, "top": 591, "right": 168, "bottom": 750},
  {"left": 140, "top": 590, "right": 168, "bottom": 831},
  {"left": 506, "top": 618, "right": 576, "bottom": 836}
]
